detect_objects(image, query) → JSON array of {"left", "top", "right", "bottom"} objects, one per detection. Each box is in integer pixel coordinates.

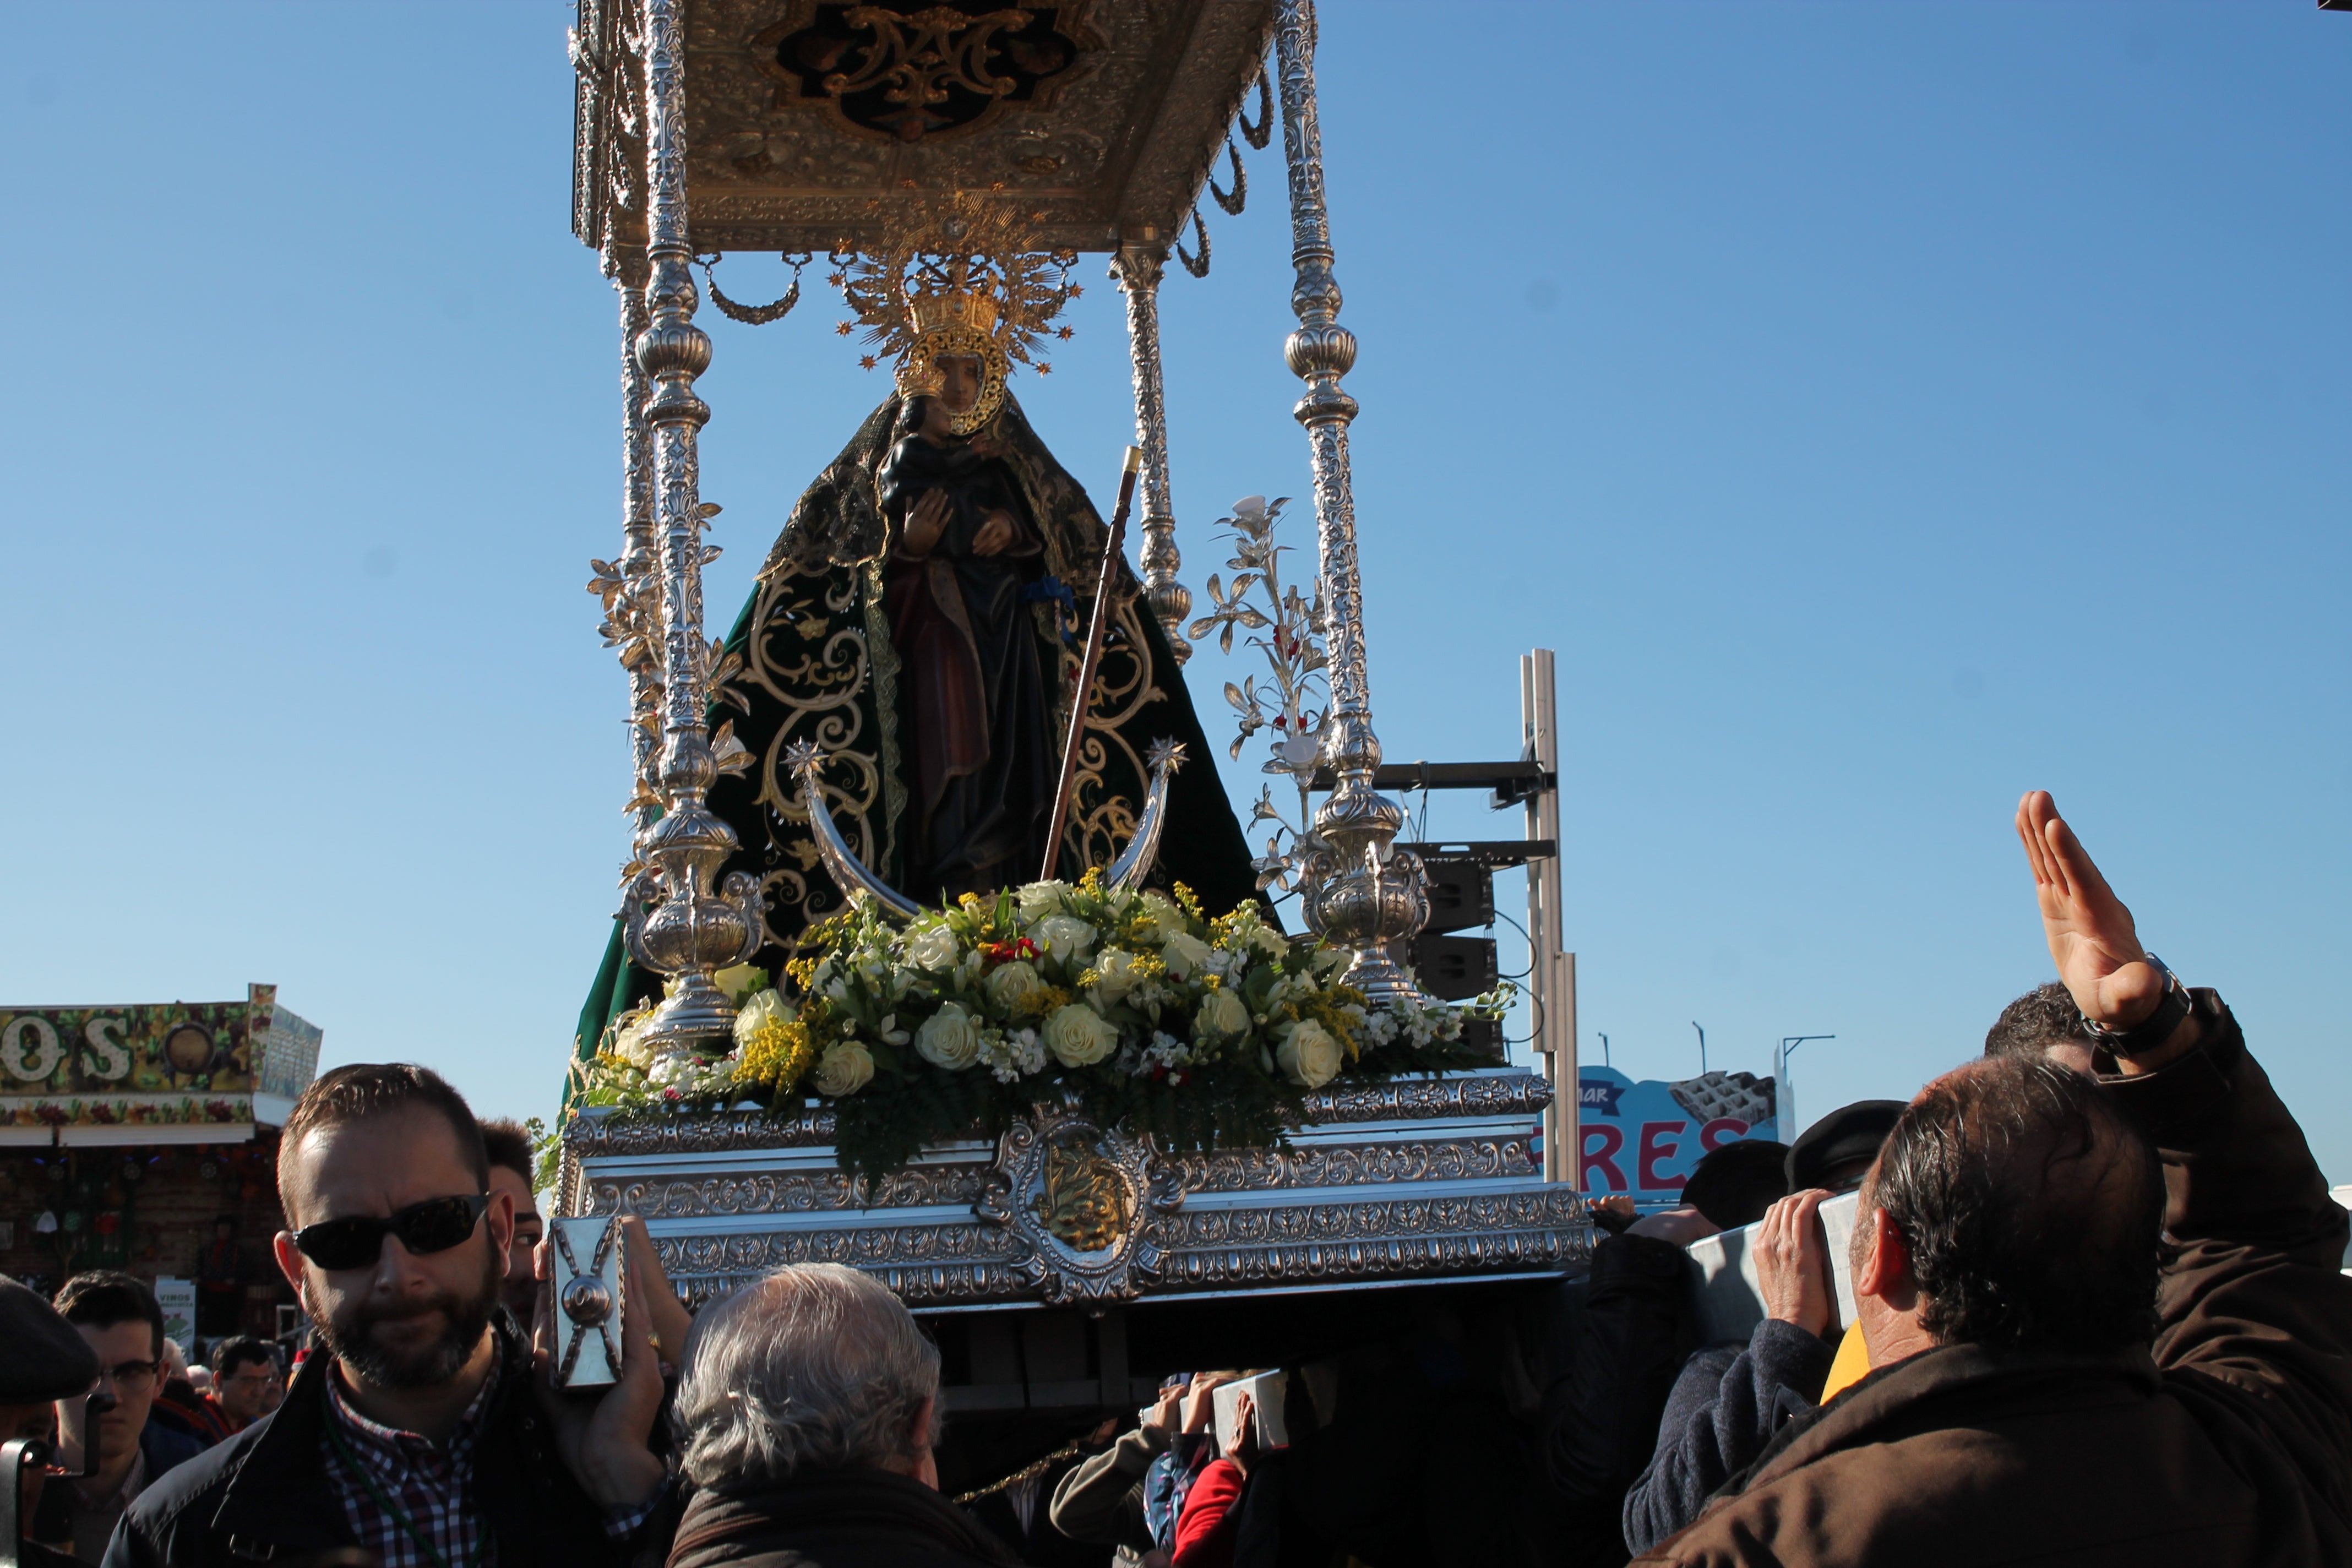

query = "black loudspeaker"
[
  {"left": 1387, "top": 933, "right": 1500, "bottom": 1001},
  {"left": 1419, "top": 858, "right": 1495, "bottom": 934}
]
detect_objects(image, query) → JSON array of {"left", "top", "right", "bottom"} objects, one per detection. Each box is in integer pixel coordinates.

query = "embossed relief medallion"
[
  {"left": 755, "top": 2, "right": 1098, "bottom": 145},
  {"left": 976, "top": 1107, "right": 1182, "bottom": 1305}
]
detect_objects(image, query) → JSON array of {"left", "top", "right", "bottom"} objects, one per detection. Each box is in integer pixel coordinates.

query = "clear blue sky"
[{"left": 4, "top": 4, "right": 2345, "bottom": 1175}]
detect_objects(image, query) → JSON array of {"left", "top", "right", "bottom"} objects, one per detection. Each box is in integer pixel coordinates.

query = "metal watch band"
[{"left": 2086, "top": 953, "right": 2191, "bottom": 1055}]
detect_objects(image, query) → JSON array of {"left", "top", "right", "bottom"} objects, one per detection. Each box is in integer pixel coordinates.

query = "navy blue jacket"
[{"left": 1619, "top": 1319, "right": 1836, "bottom": 1555}]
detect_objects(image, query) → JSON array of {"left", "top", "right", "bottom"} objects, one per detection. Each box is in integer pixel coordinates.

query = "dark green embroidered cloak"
[{"left": 574, "top": 393, "right": 1258, "bottom": 1058}]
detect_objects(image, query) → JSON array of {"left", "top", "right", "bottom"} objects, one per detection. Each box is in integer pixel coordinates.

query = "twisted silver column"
[
  {"left": 623, "top": 0, "right": 762, "bottom": 1053},
  {"left": 611, "top": 257, "right": 662, "bottom": 848},
  {"left": 1273, "top": 0, "right": 1427, "bottom": 1003},
  {"left": 1111, "top": 243, "right": 1190, "bottom": 663}
]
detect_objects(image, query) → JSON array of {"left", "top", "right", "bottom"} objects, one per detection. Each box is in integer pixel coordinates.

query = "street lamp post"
[{"left": 1776, "top": 1034, "right": 1836, "bottom": 1139}]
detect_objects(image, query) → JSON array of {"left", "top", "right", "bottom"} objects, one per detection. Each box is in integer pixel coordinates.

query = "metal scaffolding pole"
[{"left": 1522, "top": 649, "right": 1575, "bottom": 1186}]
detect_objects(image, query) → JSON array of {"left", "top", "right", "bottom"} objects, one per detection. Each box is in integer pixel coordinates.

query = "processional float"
[{"left": 556, "top": 0, "right": 1590, "bottom": 1395}]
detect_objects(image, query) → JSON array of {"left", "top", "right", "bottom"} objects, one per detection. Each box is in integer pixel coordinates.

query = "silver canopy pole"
[
  {"left": 1273, "top": 0, "right": 1428, "bottom": 1003},
  {"left": 609, "top": 258, "right": 662, "bottom": 851},
  {"left": 622, "top": 0, "right": 761, "bottom": 1054},
  {"left": 1112, "top": 241, "right": 1191, "bottom": 664}
]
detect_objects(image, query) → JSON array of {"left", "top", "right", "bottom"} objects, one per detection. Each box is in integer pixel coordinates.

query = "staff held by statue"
[{"left": 1042, "top": 444, "right": 1142, "bottom": 880}]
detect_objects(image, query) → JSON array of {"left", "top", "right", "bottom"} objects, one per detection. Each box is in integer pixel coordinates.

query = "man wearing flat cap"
[
  {"left": 1782, "top": 1100, "right": 1905, "bottom": 1196},
  {"left": 0, "top": 1275, "right": 103, "bottom": 1568}
]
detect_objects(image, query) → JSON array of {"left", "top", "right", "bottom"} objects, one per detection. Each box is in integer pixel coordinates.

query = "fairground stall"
[
  {"left": 0, "top": 986, "right": 321, "bottom": 1349},
  {"left": 553, "top": 0, "right": 1597, "bottom": 1485}
]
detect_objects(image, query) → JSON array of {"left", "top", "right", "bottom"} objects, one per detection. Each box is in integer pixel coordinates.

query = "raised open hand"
[{"left": 2015, "top": 791, "right": 2163, "bottom": 1031}]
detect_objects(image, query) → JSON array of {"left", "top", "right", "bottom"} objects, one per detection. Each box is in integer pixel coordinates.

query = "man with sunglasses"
[
  {"left": 104, "top": 1064, "right": 669, "bottom": 1568},
  {"left": 41, "top": 1274, "right": 207, "bottom": 1564}
]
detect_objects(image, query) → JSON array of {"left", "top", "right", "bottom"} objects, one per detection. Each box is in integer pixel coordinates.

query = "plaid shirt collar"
[{"left": 321, "top": 1344, "right": 503, "bottom": 1568}]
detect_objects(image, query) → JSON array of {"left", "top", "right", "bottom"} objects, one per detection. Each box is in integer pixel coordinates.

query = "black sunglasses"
[{"left": 291, "top": 1194, "right": 489, "bottom": 1271}]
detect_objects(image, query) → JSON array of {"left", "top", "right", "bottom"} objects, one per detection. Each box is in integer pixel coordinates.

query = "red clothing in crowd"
[{"left": 1170, "top": 1457, "right": 1246, "bottom": 1568}]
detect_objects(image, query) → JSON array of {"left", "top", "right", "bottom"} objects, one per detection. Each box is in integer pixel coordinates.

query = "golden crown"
[
  {"left": 831, "top": 189, "right": 1079, "bottom": 384},
  {"left": 908, "top": 289, "right": 1001, "bottom": 338}
]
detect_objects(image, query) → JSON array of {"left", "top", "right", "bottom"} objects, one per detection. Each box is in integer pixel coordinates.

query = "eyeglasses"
[
  {"left": 102, "top": 1358, "right": 160, "bottom": 1392},
  {"left": 291, "top": 1193, "right": 489, "bottom": 1271}
]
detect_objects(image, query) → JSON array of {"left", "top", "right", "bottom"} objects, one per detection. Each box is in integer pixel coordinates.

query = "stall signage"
[
  {"left": 0, "top": 1000, "right": 258, "bottom": 1096},
  {"left": 1577, "top": 1065, "right": 1780, "bottom": 1204}
]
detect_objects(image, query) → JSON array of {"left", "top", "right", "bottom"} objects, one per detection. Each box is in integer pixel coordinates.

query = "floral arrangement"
[{"left": 576, "top": 872, "right": 1507, "bottom": 1183}]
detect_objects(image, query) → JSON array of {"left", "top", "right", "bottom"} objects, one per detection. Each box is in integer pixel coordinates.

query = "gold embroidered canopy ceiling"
[{"left": 574, "top": 0, "right": 1277, "bottom": 258}]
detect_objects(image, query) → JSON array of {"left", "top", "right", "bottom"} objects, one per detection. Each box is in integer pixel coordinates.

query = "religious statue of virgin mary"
[{"left": 579, "top": 200, "right": 1258, "bottom": 1044}]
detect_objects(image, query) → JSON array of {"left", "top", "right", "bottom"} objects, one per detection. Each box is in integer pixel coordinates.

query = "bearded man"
[{"left": 105, "top": 1064, "right": 672, "bottom": 1568}]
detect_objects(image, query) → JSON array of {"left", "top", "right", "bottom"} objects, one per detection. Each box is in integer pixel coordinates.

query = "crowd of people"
[{"left": 6, "top": 792, "right": 2345, "bottom": 1567}]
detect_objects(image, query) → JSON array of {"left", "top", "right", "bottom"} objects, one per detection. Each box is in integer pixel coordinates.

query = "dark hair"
[
  {"left": 1984, "top": 981, "right": 2090, "bottom": 1061},
  {"left": 894, "top": 394, "right": 932, "bottom": 440},
  {"left": 54, "top": 1271, "right": 165, "bottom": 1360},
  {"left": 1864, "top": 1057, "right": 2163, "bottom": 1353},
  {"left": 278, "top": 1064, "right": 487, "bottom": 1218},
  {"left": 210, "top": 1334, "right": 273, "bottom": 1378},
  {"left": 478, "top": 1118, "right": 535, "bottom": 1185},
  {"left": 1681, "top": 1138, "right": 1790, "bottom": 1230}
]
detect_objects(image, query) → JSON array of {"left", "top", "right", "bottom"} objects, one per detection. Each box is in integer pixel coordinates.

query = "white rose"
[
  {"left": 611, "top": 1012, "right": 656, "bottom": 1069},
  {"left": 987, "top": 960, "right": 1047, "bottom": 1012},
  {"left": 713, "top": 962, "right": 769, "bottom": 1004},
  {"left": 1275, "top": 1019, "right": 1343, "bottom": 1089},
  {"left": 1089, "top": 948, "right": 1146, "bottom": 1004},
  {"left": 810, "top": 1040, "right": 874, "bottom": 1097},
  {"left": 1031, "top": 914, "right": 1098, "bottom": 962},
  {"left": 1194, "top": 987, "right": 1250, "bottom": 1039},
  {"left": 1016, "top": 880, "right": 1072, "bottom": 920},
  {"left": 1042, "top": 1002, "right": 1119, "bottom": 1067},
  {"left": 915, "top": 1002, "right": 983, "bottom": 1070},
  {"left": 1160, "top": 932, "right": 1215, "bottom": 980},
  {"left": 907, "top": 923, "right": 960, "bottom": 971},
  {"left": 731, "top": 988, "right": 796, "bottom": 1052},
  {"left": 1249, "top": 925, "right": 1291, "bottom": 961}
]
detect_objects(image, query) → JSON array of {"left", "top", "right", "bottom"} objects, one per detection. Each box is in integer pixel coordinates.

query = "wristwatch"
[{"left": 2083, "top": 952, "right": 2191, "bottom": 1057}]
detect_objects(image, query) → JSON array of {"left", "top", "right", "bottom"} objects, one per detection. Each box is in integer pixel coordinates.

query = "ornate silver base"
[{"left": 559, "top": 1068, "right": 1592, "bottom": 1309}]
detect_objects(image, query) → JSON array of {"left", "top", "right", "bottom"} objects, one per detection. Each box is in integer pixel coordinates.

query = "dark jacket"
[
  {"left": 1620, "top": 1320, "right": 1836, "bottom": 1554},
  {"left": 666, "top": 1469, "right": 1022, "bottom": 1568},
  {"left": 1537, "top": 1231, "right": 1701, "bottom": 1564},
  {"left": 140, "top": 1423, "right": 210, "bottom": 1480},
  {"left": 102, "top": 1324, "right": 640, "bottom": 1568},
  {"left": 1633, "top": 993, "right": 2352, "bottom": 1566}
]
